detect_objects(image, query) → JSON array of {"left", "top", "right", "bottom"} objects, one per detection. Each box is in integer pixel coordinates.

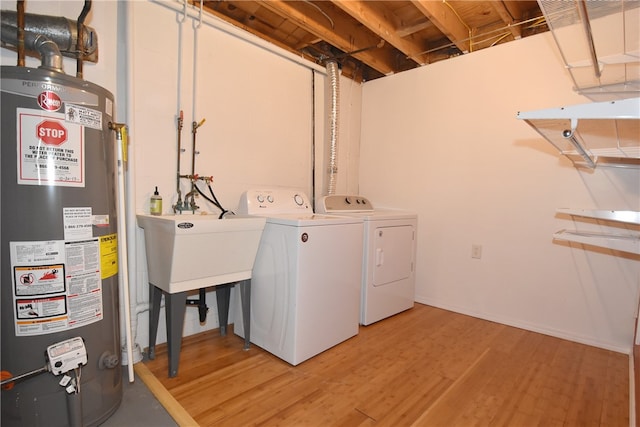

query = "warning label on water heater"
[
  {"left": 9, "top": 239, "right": 103, "bottom": 336},
  {"left": 16, "top": 108, "right": 85, "bottom": 187}
]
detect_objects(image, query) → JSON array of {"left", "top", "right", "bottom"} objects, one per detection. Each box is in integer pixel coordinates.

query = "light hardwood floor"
[{"left": 142, "top": 304, "right": 629, "bottom": 426}]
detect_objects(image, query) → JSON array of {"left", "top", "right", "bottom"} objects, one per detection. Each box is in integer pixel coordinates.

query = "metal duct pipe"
[
  {"left": 326, "top": 60, "right": 340, "bottom": 195},
  {"left": 28, "top": 33, "right": 63, "bottom": 72},
  {"left": 1, "top": 11, "right": 99, "bottom": 64}
]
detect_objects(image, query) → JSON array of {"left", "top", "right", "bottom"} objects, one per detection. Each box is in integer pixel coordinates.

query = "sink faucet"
[
  {"left": 173, "top": 187, "right": 199, "bottom": 214},
  {"left": 185, "top": 188, "right": 199, "bottom": 212}
]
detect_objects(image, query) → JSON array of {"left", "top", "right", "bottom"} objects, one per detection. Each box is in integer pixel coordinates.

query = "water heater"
[{"left": 1, "top": 65, "right": 123, "bottom": 425}]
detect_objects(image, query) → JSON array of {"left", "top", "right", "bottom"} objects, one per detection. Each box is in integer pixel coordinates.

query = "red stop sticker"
[{"left": 37, "top": 120, "right": 67, "bottom": 146}]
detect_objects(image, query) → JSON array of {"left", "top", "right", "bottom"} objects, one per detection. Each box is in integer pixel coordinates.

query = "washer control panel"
[
  {"left": 239, "top": 189, "right": 312, "bottom": 214},
  {"left": 317, "top": 195, "right": 374, "bottom": 213}
]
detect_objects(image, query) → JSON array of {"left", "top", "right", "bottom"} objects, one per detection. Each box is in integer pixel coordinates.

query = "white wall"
[
  {"left": 130, "top": 3, "right": 313, "bottom": 213},
  {"left": 359, "top": 32, "right": 640, "bottom": 353}
]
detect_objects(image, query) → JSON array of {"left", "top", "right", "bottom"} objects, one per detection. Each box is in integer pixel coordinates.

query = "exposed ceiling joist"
[
  {"left": 491, "top": 1, "right": 522, "bottom": 39},
  {"left": 257, "top": 0, "right": 401, "bottom": 74},
  {"left": 330, "top": 0, "right": 428, "bottom": 65},
  {"left": 396, "top": 18, "right": 432, "bottom": 38},
  {"left": 411, "top": 0, "right": 472, "bottom": 53}
]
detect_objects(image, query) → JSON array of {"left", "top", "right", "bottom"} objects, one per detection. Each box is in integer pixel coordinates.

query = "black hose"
[
  {"left": 193, "top": 184, "right": 220, "bottom": 210},
  {"left": 207, "top": 184, "right": 225, "bottom": 210},
  {"left": 193, "top": 182, "right": 230, "bottom": 219}
]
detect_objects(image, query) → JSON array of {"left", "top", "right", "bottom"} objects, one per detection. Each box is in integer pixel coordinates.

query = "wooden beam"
[
  {"left": 396, "top": 18, "right": 433, "bottom": 38},
  {"left": 491, "top": 1, "right": 522, "bottom": 39},
  {"left": 331, "top": 1, "right": 426, "bottom": 64},
  {"left": 256, "top": 0, "right": 398, "bottom": 75},
  {"left": 411, "top": 0, "right": 471, "bottom": 53}
]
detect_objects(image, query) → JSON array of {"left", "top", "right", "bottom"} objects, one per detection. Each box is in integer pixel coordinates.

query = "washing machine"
[
  {"left": 317, "top": 195, "right": 418, "bottom": 325},
  {"left": 234, "top": 189, "right": 363, "bottom": 365}
]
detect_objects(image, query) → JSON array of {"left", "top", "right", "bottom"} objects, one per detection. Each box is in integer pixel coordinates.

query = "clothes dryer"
[
  {"left": 235, "top": 189, "right": 363, "bottom": 365},
  {"left": 317, "top": 195, "right": 417, "bottom": 325}
]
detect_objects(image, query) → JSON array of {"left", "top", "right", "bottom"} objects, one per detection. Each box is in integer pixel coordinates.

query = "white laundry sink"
[{"left": 137, "top": 214, "right": 266, "bottom": 293}]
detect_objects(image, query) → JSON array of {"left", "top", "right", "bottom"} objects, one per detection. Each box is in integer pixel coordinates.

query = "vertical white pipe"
[
  {"left": 191, "top": 0, "right": 202, "bottom": 124},
  {"left": 176, "top": 0, "right": 186, "bottom": 202},
  {"left": 124, "top": 0, "right": 144, "bottom": 368},
  {"left": 122, "top": 0, "right": 138, "bottom": 383},
  {"left": 114, "top": 126, "right": 134, "bottom": 383}
]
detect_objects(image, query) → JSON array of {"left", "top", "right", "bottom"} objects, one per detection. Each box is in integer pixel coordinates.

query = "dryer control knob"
[{"left": 294, "top": 194, "right": 304, "bottom": 206}]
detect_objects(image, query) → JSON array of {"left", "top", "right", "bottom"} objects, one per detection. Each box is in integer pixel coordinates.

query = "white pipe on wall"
[
  {"left": 150, "top": 0, "right": 327, "bottom": 76},
  {"left": 122, "top": 0, "right": 143, "bottom": 369},
  {"left": 191, "top": 0, "right": 202, "bottom": 124},
  {"left": 175, "top": 0, "right": 187, "bottom": 205}
]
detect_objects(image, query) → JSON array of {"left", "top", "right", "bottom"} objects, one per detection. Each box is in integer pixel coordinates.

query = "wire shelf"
[{"left": 538, "top": 0, "right": 640, "bottom": 101}]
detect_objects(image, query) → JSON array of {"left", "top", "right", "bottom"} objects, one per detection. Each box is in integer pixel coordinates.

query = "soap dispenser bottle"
[{"left": 150, "top": 187, "right": 162, "bottom": 215}]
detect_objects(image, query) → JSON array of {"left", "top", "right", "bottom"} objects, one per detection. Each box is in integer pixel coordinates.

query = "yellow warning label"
[{"left": 100, "top": 234, "right": 118, "bottom": 279}]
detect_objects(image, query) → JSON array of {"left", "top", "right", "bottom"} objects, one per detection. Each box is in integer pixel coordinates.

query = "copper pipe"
[
  {"left": 16, "top": 0, "right": 25, "bottom": 66},
  {"left": 76, "top": 0, "right": 91, "bottom": 78}
]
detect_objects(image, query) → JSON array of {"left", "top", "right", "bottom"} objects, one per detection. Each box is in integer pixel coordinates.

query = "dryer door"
[{"left": 372, "top": 225, "right": 414, "bottom": 287}]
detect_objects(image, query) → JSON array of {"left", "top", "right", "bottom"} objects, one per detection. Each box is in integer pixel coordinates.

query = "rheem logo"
[{"left": 37, "top": 91, "right": 62, "bottom": 111}]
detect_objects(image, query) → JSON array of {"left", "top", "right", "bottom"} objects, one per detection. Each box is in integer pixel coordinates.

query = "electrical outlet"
[{"left": 471, "top": 244, "right": 482, "bottom": 259}]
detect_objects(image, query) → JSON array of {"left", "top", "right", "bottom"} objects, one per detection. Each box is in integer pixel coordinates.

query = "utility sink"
[
  {"left": 138, "top": 213, "right": 265, "bottom": 377},
  {"left": 137, "top": 214, "right": 266, "bottom": 294}
]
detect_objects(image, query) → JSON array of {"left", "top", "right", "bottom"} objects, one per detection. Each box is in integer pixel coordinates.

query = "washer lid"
[{"left": 265, "top": 213, "right": 363, "bottom": 226}]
